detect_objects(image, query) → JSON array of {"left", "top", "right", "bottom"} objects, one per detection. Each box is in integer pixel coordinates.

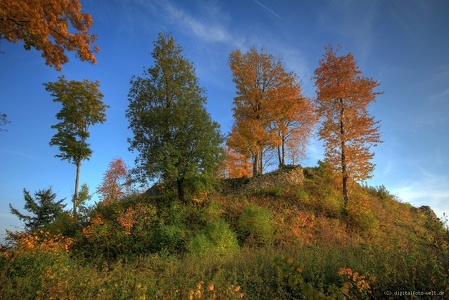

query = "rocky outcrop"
[{"left": 418, "top": 205, "right": 441, "bottom": 224}]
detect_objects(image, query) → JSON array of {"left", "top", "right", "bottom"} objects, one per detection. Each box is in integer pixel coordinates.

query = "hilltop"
[{"left": 1, "top": 164, "right": 448, "bottom": 299}]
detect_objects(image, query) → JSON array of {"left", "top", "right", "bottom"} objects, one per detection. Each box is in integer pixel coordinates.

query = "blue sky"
[{"left": 1, "top": 0, "right": 449, "bottom": 238}]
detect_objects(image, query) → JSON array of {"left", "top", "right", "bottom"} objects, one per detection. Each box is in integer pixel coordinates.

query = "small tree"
[
  {"left": 76, "top": 183, "right": 92, "bottom": 221},
  {"left": 9, "top": 187, "right": 66, "bottom": 232},
  {"left": 96, "top": 157, "right": 130, "bottom": 202},
  {"left": 313, "top": 45, "right": 382, "bottom": 208},
  {"left": 0, "top": 0, "right": 99, "bottom": 71},
  {"left": 44, "top": 76, "right": 108, "bottom": 215},
  {"left": 127, "top": 33, "right": 223, "bottom": 202}
]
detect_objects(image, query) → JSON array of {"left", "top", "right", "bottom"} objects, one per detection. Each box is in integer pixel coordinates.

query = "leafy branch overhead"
[{"left": 0, "top": 0, "right": 99, "bottom": 71}]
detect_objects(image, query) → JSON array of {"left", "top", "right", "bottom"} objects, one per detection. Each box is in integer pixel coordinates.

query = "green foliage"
[
  {"left": 301, "top": 165, "right": 344, "bottom": 217},
  {"left": 44, "top": 75, "right": 108, "bottom": 214},
  {"left": 187, "top": 218, "right": 239, "bottom": 256},
  {"left": 9, "top": 188, "right": 66, "bottom": 232},
  {"left": 275, "top": 256, "right": 346, "bottom": 299},
  {"left": 155, "top": 204, "right": 187, "bottom": 253},
  {"left": 3, "top": 165, "right": 449, "bottom": 299},
  {"left": 126, "top": 33, "right": 223, "bottom": 202},
  {"left": 346, "top": 191, "right": 379, "bottom": 231},
  {"left": 44, "top": 76, "right": 108, "bottom": 164},
  {"left": 238, "top": 204, "right": 274, "bottom": 246}
]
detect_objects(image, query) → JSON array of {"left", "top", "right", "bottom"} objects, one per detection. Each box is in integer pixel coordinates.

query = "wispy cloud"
[
  {"left": 390, "top": 168, "right": 449, "bottom": 219},
  {"left": 163, "top": 1, "right": 233, "bottom": 44},
  {"left": 252, "top": 0, "right": 283, "bottom": 19},
  {"left": 133, "top": 0, "right": 245, "bottom": 48},
  {"left": 0, "top": 147, "right": 33, "bottom": 159}
]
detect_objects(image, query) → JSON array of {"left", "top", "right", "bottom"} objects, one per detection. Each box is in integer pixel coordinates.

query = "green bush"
[
  {"left": 187, "top": 218, "right": 239, "bottom": 256},
  {"left": 346, "top": 193, "right": 379, "bottom": 231},
  {"left": 184, "top": 200, "right": 222, "bottom": 231},
  {"left": 238, "top": 204, "right": 274, "bottom": 246}
]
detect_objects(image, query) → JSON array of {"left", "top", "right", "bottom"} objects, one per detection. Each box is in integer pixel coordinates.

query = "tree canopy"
[
  {"left": 96, "top": 157, "right": 131, "bottom": 202},
  {"left": 126, "top": 33, "right": 223, "bottom": 202},
  {"left": 44, "top": 76, "right": 108, "bottom": 215},
  {"left": 228, "top": 48, "right": 315, "bottom": 176},
  {"left": 9, "top": 187, "right": 66, "bottom": 232},
  {"left": 313, "top": 45, "right": 382, "bottom": 207},
  {"left": 0, "top": 0, "right": 99, "bottom": 71}
]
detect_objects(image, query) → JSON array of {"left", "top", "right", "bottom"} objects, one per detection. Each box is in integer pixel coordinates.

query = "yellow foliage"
[{"left": 6, "top": 230, "right": 73, "bottom": 255}]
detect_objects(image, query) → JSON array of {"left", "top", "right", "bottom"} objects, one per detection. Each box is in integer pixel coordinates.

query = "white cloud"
[
  {"left": 390, "top": 168, "right": 449, "bottom": 220},
  {"left": 137, "top": 0, "right": 245, "bottom": 48}
]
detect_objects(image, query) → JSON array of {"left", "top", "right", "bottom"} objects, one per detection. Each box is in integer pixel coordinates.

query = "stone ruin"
[{"left": 220, "top": 165, "right": 304, "bottom": 195}]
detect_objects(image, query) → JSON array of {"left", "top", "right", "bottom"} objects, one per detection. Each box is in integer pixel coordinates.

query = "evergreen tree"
[
  {"left": 126, "top": 33, "right": 223, "bottom": 202},
  {"left": 9, "top": 188, "right": 66, "bottom": 232}
]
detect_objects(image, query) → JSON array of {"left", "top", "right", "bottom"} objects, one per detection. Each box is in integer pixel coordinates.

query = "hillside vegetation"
[{"left": 1, "top": 164, "right": 448, "bottom": 299}]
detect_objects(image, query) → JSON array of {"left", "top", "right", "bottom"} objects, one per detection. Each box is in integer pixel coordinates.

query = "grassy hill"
[{"left": 1, "top": 164, "right": 448, "bottom": 299}]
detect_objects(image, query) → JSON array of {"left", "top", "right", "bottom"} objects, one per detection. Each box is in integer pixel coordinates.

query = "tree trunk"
[
  {"left": 281, "top": 136, "right": 285, "bottom": 166},
  {"left": 177, "top": 178, "right": 185, "bottom": 203},
  {"left": 253, "top": 152, "right": 259, "bottom": 177},
  {"left": 73, "top": 159, "right": 81, "bottom": 217},
  {"left": 277, "top": 140, "right": 286, "bottom": 167},
  {"left": 340, "top": 98, "right": 349, "bottom": 209},
  {"left": 252, "top": 149, "right": 263, "bottom": 177},
  {"left": 277, "top": 145, "right": 282, "bottom": 167}
]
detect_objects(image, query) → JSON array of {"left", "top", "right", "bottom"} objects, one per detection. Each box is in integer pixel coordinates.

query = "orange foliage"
[
  {"left": 291, "top": 211, "right": 316, "bottom": 244},
  {"left": 228, "top": 48, "right": 313, "bottom": 176},
  {"left": 313, "top": 45, "right": 382, "bottom": 206},
  {"left": 0, "top": 0, "right": 99, "bottom": 70},
  {"left": 82, "top": 213, "right": 105, "bottom": 239},
  {"left": 339, "top": 267, "right": 376, "bottom": 295},
  {"left": 96, "top": 157, "right": 130, "bottom": 202},
  {"left": 271, "top": 95, "right": 317, "bottom": 165},
  {"left": 217, "top": 146, "right": 252, "bottom": 178},
  {"left": 187, "top": 280, "right": 245, "bottom": 300},
  {"left": 116, "top": 206, "right": 138, "bottom": 235},
  {"left": 6, "top": 230, "right": 73, "bottom": 254}
]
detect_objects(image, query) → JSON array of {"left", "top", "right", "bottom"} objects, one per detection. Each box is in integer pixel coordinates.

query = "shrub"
[
  {"left": 346, "top": 193, "right": 378, "bottom": 231},
  {"left": 238, "top": 204, "right": 274, "bottom": 246},
  {"left": 187, "top": 218, "right": 239, "bottom": 256}
]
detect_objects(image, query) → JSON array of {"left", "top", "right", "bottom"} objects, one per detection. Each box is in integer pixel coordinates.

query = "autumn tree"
[
  {"left": 313, "top": 45, "right": 382, "bottom": 208},
  {"left": 126, "top": 33, "right": 223, "bottom": 202},
  {"left": 44, "top": 76, "right": 108, "bottom": 215},
  {"left": 269, "top": 95, "right": 317, "bottom": 166},
  {"left": 0, "top": 0, "right": 99, "bottom": 71},
  {"left": 228, "top": 48, "right": 314, "bottom": 176},
  {"left": 96, "top": 157, "right": 130, "bottom": 202},
  {"left": 9, "top": 187, "right": 66, "bottom": 232}
]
